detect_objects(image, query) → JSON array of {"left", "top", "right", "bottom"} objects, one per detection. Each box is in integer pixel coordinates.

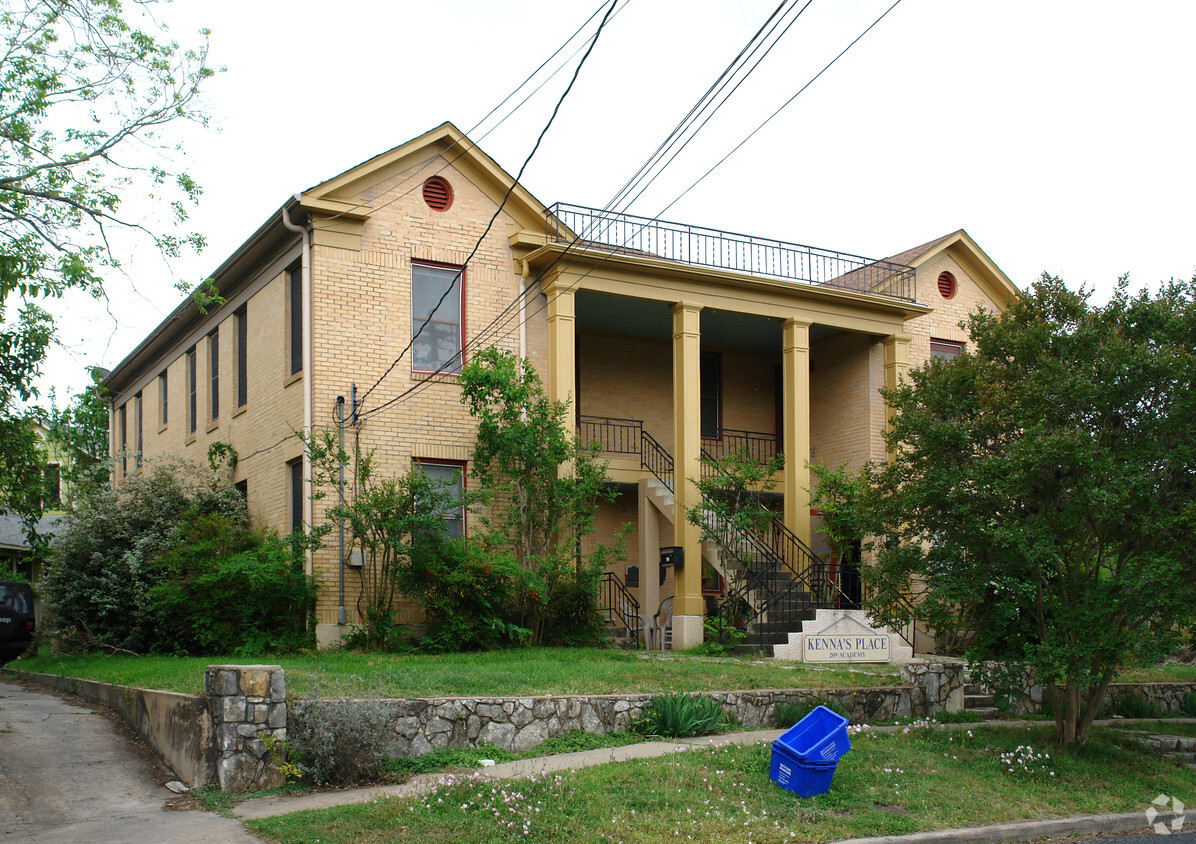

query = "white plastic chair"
[{"left": 648, "top": 596, "right": 673, "bottom": 650}]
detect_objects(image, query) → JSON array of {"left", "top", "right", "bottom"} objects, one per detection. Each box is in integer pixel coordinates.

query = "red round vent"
[
  {"left": 422, "top": 176, "right": 453, "bottom": 211},
  {"left": 937, "top": 271, "right": 957, "bottom": 299}
]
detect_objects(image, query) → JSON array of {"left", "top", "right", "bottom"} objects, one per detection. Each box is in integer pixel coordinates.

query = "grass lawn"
[
  {"left": 244, "top": 724, "right": 1196, "bottom": 843},
  {"left": 10, "top": 648, "right": 902, "bottom": 698},
  {"left": 1114, "top": 719, "right": 1196, "bottom": 739},
  {"left": 1115, "top": 663, "right": 1196, "bottom": 684}
]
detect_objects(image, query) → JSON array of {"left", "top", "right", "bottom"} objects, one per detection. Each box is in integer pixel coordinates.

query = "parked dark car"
[{"left": 0, "top": 581, "right": 35, "bottom": 662}]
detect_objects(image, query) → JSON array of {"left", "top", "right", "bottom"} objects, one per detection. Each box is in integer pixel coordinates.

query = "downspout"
[
  {"left": 280, "top": 202, "right": 314, "bottom": 583},
  {"left": 518, "top": 258, "right": 530, "bottom": 365}
]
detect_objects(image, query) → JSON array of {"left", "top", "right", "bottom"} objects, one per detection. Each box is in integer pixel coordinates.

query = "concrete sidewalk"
[
  {"left": 0, "top": 678, "right": 261, "bottom": 844},
  {"left": 234, "top": 720, "right": 1193, "bottom": 843}
]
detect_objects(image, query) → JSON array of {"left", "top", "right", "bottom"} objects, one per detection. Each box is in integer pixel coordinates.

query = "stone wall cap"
[{"left": 205, "top": 664, "right": 284, "bottom": 672}]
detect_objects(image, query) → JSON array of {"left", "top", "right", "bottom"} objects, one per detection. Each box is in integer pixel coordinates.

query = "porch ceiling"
[{"left": 575, "top": 290, "right": 835, "bottom": 353}]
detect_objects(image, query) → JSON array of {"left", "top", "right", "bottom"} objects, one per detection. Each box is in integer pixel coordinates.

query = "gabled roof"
[
  {"left": 105, "top": 123, "right": 549, "bottom": 394},
  {"left": 889, "top": 229, "right": 1019, "bottom": 309},
  {"left": 298, "top": 121, "right": 549, "bottom": 233}
]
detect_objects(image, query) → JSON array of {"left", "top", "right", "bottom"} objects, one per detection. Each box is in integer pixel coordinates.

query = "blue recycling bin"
[
  {"left": 769, "top": 742, "right": 837, "bottom": 797},
  {"left": 775, "top": 705, "right": 851, "bottom": 764},
  {"left": 769, "top": 705, "right": 852, "bottom": 797}
]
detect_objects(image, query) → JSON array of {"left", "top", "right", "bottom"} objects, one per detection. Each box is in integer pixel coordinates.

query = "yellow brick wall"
[
  {"left": 577, "top": 331, "right": 777, "bottom": 449},
  {"left": 307, "top": 156, "right": 531, "bottom": 626},
  {"left": 110, "top": 258, "right": 306, "bottom": 542}
]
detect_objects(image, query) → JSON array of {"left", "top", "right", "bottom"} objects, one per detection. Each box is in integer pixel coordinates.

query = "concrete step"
[
  {"left": 1170, "top": 751, "right": 1196, "bottom": 764},
  {"left": 968, "top": 707, "right": 1000, "bottom": 720},
  {"left": 963, "top": 684, "right": 986, "bottom": 696},
  {"left": 965, "top": 694, "right": 995, "bottom": 708}
]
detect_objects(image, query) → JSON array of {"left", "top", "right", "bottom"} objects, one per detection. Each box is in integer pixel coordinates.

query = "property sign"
[{"left": 802, "top": 633, "right": 890, "bottom": 663}]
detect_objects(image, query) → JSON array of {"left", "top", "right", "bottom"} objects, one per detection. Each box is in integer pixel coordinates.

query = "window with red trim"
[
  {"left": 411, "top": 262, "right": 463, "bottom": 374},
  {"left": 416, "top": 459, "right": 466, "bottom": 538},
  {"left": 930, "top": 338, "right": 963, "bottom": 361}
]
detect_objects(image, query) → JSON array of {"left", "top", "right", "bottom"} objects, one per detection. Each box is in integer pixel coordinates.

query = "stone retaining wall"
[{"left": 292, "top": 686, "right": 919, "bottom": 757}]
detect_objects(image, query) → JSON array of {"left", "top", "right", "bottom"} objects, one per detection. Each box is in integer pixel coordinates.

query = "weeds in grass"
[
  {"left": 288, "top": 698, "right": 394, "bottom": 784},
  {"left": 1182, "top": 692, "right": 1196, "bottom": 717},
  {"left": 773, "top": 698, "right": 847, "bottom": 729},
  {"left": 1111, "top": 695, "right": 1158, "bottom": 719},
  {"left": 632, "top": 693, "right": 735, "bottom": 738}
]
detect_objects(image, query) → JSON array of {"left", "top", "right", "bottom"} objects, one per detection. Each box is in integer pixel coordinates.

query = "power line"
[
  {"left": 357, "top": 0, "right": 621, "bottom": 405},
  {"left": 357, "top": 0, "right": 813, "bottom": 420},
  {"left": 361, "top": 0, "right": 906, "bottom": 422},
  {"left": 312, "top": 0, "right": 630, "bottom": 229}
]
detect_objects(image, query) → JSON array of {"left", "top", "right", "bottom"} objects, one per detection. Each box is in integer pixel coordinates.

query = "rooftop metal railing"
[{"left": 547, "top": 203, "right": 917, "bottom": 303}]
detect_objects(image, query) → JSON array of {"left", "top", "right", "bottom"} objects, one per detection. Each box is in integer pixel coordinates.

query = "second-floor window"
[
  {"left": 135, "top": 391, "right": 143, "bottom": 468},
  {"left": 209, "top": 329, "right": 219, "bottom": 420},
  {"left": 119, "top": 403, "right": 127, "bottom": 475},
  {"left": 235, "top": 307, "right": 248, "bottom": 407},
  {"left": 289, "top": 263, "right": 302, "bottom": 376},
  {"left": 158, "top": 370, "right": 168, "bottom": 427},
  {"left": 186, "top": 346, "right": 197, "bottom": 435},
  {"left": 411, "top": 262, "right": 463, "bottom": 374}
]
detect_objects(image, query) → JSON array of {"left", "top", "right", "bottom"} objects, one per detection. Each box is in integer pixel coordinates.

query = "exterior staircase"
[
  {"left": 637, "top": 429, "right": 851, "bottom": 653},
  {"left": 961, "top": 679, "right": 1000, "bottom": 720}
]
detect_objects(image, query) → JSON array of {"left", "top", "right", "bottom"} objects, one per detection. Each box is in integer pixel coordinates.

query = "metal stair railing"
[{"left": 598, "top": 571, "right": 643, "bottom": 646}]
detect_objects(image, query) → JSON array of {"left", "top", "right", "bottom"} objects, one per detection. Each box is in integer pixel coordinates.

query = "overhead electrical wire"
[
  {"left": 356, "top": 0, "right": 813, "bottom": 420},
  {"left": 359, "top": 0, "right": 906, "bottom": 421},
  {"left": 357, "top": 0, "right": 621, "bottom": 405},
  {"left": 314, "top": 0, "right": 630, "bottom": 229}
]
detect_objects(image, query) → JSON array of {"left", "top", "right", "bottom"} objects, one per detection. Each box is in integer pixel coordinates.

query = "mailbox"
[{"left": 659, "top": 545, "right": 684, "bottom": 568}]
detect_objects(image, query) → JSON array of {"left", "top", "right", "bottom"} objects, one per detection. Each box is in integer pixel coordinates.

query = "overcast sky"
[{"left": 39, "top": 0, "right": 1196, "bottom": 403}]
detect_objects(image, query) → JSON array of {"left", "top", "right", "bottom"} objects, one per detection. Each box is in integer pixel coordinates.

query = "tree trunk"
[{"left": 1075, "top": 674, "right": 1115, "bottom": 745}]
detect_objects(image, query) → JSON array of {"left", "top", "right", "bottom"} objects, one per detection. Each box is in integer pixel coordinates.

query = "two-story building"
[{"left": 103, "top": 122, "right": 1017, "bottom": 649}]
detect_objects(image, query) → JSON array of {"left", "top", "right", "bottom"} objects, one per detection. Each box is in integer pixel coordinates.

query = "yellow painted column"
[
  {"left": 883, "top": 334, "right": 912, "bottom": 460},
  {"left": 545, "top": 279, "right": 576, "bottom": 423},
  {"left": 671, "top": 301, "right": 704, "bottom": 648},
  {"left": 782, "top": 318, "right": 812, "bottom": 550}
]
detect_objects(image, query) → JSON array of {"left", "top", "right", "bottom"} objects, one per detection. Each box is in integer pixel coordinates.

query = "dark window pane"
[
  {"left": 289, "top": 264, "right": 303, "bottom": 375},
  {"left": 236, "top": 308, "right": 248, "bottom": 406},
  {"left": 289, "top": 460, "right": 303, "bottom": 533},
  {"left": 209, "top": 330, "right": 219, "bottom": 419}
]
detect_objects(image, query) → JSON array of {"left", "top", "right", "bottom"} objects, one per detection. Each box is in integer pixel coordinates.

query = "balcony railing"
[{"left": 547, "top": 203, "right": 917, "bottom": 303}]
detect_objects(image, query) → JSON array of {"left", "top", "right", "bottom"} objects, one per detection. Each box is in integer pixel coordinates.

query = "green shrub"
[
  {"left": 772, "top": 697, "right": 847, "bottom": 729},
  {"left": 148, "top": 515, "right": 315, "bottom": 655},
  {"left": 1183, "top": 692, "right": 1196, "bottom": 717},
  {"left": 632, "top": 693, "right": 735, "bottom": 738},
  {"left": 1111, "top": 694, "right": 1157, "bottom": 719},
  {"left": 40, "top": 459, "right": 246, "bottom": 653},
  {"left": 288, "top": 698, "right": 394, "bottom": 785},
  {"left": 399, "top": 540, "right": 530, "bottom": 652}
]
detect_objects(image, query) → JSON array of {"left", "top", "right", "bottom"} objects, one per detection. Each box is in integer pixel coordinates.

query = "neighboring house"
[{"left": 102, "top": 122, "right": 1017, "bottom": 649}]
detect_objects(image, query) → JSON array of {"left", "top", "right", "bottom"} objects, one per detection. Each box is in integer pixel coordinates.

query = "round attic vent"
[
  {"left": 937, "top": 271, "right": 957, "bottom": 299},
  {"left": 422, "top": 176, "right": 453, "bottom": 211}
]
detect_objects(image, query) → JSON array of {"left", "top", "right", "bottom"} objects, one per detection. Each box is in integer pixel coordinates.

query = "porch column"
[
  {"left": 882, "top": 334, "right": 912, "bottom": 460},
  {"left": 781, "top": 318, "right": 812, "bottom": 550},
  {"left": 637, "top": 479, "right": 661, "bottom": 648},
  {"left": 671, "top": 302, "right": 704, "bottom": 648},
  {"left": 545, "top": 279, "right": 576, "bottom": 423}
]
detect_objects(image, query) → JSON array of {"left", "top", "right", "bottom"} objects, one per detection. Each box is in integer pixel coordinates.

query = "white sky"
[{"left": 39, "top": 0, "right": 1196, "bottom": 403}]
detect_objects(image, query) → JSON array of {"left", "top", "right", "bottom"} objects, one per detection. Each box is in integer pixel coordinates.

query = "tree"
[
  {"left": 43, "top": 366, "right": 111, "bottom": 495},
  {"left": 459, "top": 347, "right": 623, "bottom": 645},
  {"left": 0, "top": 0, "right": 215, "bottom": 537},
  {"left": 867, "top": 274, "right": 1196, "bottom": 745}
]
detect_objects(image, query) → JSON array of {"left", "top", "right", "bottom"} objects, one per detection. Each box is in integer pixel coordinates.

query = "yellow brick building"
[{"left": 103, "top": 123, "right": 1017, "bottom": 649}]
